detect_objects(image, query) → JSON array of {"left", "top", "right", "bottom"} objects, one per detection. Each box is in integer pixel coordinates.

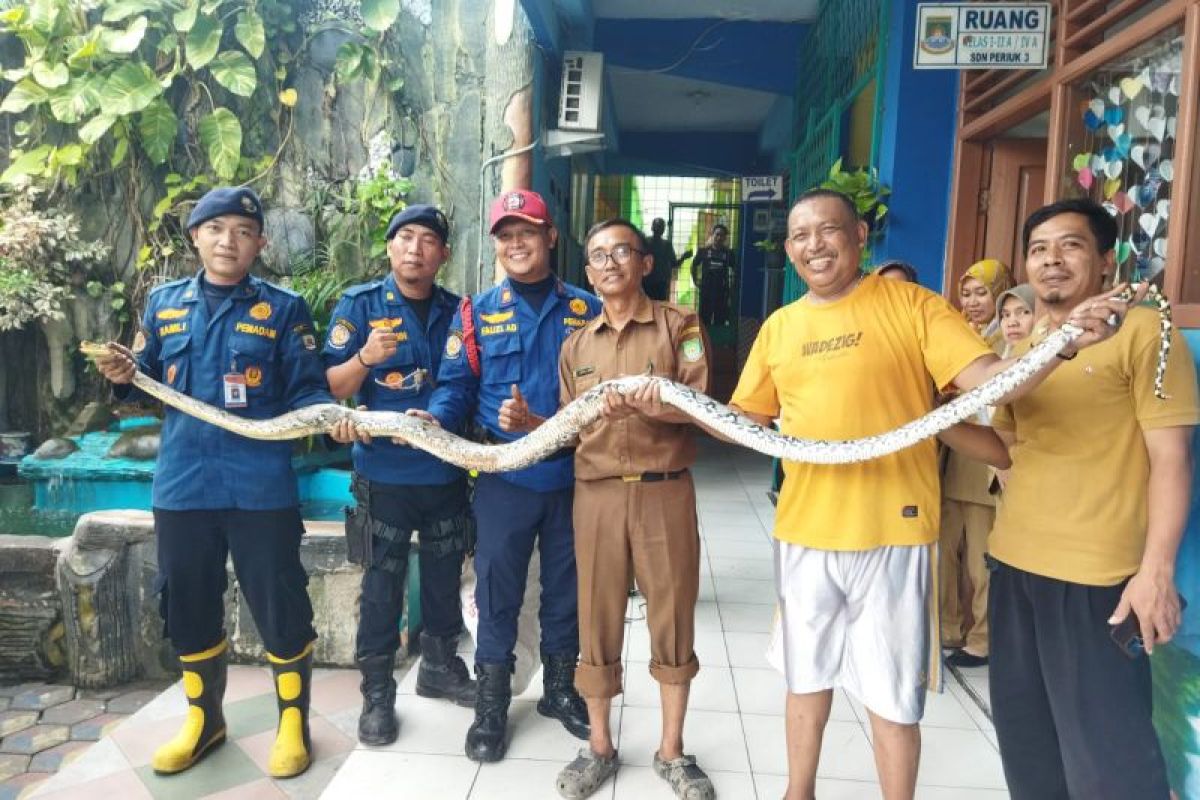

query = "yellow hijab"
[{"left": 959, "top": 258, "right": 1012, "bottom": 340}]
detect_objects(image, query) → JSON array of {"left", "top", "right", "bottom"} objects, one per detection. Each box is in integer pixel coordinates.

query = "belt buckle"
[{"left": 621, "top": 474, "right": 640, "bottom": 483}]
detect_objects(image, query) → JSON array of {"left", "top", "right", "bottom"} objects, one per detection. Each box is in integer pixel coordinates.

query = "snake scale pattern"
[{"left": 80, "top": 285, "right": 1171, "bottom": 472}]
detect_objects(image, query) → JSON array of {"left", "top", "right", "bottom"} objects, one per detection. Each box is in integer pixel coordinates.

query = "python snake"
[{"left": 79, "top": 285, "right": 1170, "bottom": 471}]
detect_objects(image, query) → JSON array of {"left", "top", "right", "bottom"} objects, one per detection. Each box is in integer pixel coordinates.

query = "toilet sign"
[
  {"left": 742, "top": 176, "right": 783, "bottom": 203},
  {"left": 914, "top": 3, "right": 1050, "bottom": 70}
]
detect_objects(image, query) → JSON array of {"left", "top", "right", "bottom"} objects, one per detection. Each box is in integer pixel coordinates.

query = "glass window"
[{"left": 1058, "top": 26, "right": 1183, "bottom": 286}]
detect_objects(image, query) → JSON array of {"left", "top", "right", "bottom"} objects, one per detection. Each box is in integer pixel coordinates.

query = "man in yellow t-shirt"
[
  {"left": 729, "top": 190, "right": 1131, "bottom": 800},
  {"left": 988, "top": 198, "right": 1198, "bottom": 800}
]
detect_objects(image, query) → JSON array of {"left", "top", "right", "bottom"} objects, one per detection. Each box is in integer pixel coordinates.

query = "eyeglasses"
[{"left": 586, "top": 244, "right": 645, "bottom": 268}]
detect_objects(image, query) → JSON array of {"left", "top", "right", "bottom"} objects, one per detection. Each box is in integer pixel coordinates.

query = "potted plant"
[{"left": 819, "top": 158, "right": 891, "bottom": 232}]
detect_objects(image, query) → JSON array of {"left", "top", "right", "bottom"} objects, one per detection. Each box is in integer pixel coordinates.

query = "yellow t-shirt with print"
[
  {"left": 731, "top": 274, "right": 993, "bottom": 550},
  {"left": 990, "top": 307, "right": 1200, "bottom": 586}
]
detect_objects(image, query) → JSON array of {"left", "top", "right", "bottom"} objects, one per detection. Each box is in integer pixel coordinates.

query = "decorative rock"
[
  {"left": 262, "top": 208, "right": 316, "bottom": 276},
  {"left": 38, "top": 699, "right": 103, "bottom": 727},
  {"left": 0, "top": 754, "right": 28, "bottom": 782},
  {"left": 69, "top": 713, "right": 124, "bottom": 742},
  {"left": 104, "top": 689, "right": 158, "bottom": 715},
  {"left": 30, "top": 438, "right": 78, "bottom": 460},
  {"left": 64, "top": 401, "right": 113, "bottom": 437},
  {"left": 0, "top": 539, "right": 64, "bottom": 683},
  {"left": 0, "top": 713, "right": 35, "bottom": 739},
  {"left": 104, "top": 427, "right": 160, "bottom": 460},
  {"left": 28, "top": 739, "right": 90, "bottom": 773},
  {"left": 10, "top": 685, "right": 73, "bottom": 711},
  {"left": 0, "top": 724, "right": 69, "bottom": 755}
]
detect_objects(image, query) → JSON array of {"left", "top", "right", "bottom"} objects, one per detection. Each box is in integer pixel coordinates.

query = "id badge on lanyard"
[{"left": 224, "top": 372, "right": 247, "bottom": 408}]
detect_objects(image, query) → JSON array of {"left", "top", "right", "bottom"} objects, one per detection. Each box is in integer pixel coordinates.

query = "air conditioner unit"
[{"left": 558, "top": 51, "right": 603, "bottom": 131}]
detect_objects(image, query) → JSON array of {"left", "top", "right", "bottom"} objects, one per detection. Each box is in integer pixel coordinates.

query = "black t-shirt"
[
  {"left": 509, "top": 274, "right": 556, "bottom": 311},
  {"left": 200, "top": 274, "right": 240, "bottom": 316}
]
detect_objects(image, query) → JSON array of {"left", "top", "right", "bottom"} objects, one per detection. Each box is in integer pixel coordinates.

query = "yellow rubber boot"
[
  {"left": 152, "top": 640, "right": 228, "bottom": 774},
  {"left": 267, "top": 642, "right": 314, "bottom": 778}
]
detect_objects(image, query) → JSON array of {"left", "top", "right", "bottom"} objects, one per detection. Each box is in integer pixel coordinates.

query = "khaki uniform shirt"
[{"left": 559, "top": 295, "right": 711, "bottom": 480}]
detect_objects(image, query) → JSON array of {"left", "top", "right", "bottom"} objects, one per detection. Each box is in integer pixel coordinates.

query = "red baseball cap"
[{"left": 488, "top": 189, "right": 552, "bottom": 233}]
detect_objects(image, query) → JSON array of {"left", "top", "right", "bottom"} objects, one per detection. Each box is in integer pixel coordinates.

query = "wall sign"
[
  {"left": 914, "top": 3, "right": 1050, "bottom": 70},
  {"left": 741, "top": 176, "right": 783, "bottom": 203}
]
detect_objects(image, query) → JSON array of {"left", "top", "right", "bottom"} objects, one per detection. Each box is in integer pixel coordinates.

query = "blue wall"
[{"left": 872, "top": 0, "right": 960, "bottom": 289}]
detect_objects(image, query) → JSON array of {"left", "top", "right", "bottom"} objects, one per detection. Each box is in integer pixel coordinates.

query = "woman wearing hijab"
[{"left": 941, "top": 258, "right": 1012, "bottom": 668}]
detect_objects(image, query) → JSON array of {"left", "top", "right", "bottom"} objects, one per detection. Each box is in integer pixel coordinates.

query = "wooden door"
[{"left": 981, "top": 138, "right": 1047, "bottom": 282}]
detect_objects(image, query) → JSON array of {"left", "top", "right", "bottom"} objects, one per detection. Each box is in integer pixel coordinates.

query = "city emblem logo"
[
  {"left": 249, "top": 302, "right": 272, "bottom": 320},
  {"left": 328, "top": 322, "right": 351, "bottom": 348},
  {"left": 569, "top": 298, "right": 588, "bottom": 315},
  {"left": 244, "top": 366, "right": 262, "bottom": 387},
  {"left": 919, "top": 15, "right": 955, "bottom": 54},
  {"left": 384, "top": 371, "right": 403, "bottom": 387},
  {"left": 503, "top": 192, "right": 525, "bottom": 210},
  {"left": 681, "top": 337, "right": 704, "bottom": 363},
  {"left": 445, "top": 332, "right": 464, "bottom": 358},
  {"left": 240, "top": 195, "right": 258, "bottom": 213}
]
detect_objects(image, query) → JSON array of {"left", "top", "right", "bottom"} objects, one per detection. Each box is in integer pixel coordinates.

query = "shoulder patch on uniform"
[
  {"left": 445, "top": 331, "right": 464, "bottom": 359},
  {"left": 681, "top": 336, "right": 704, "bottom": 363},
  {"left": 344, "top": 280, "right": 383, "bottom": 298},
  {"left": 328, "top": 321, "right": 352, "bottom": 349},
  {"left": 132, "top": 330, "right": 147, "bottom": 354}
]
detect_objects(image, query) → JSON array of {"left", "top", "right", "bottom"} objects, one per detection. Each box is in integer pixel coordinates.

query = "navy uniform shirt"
[
  {"left": 427, "top": 277, "right": 601, "bottom": 493},
  {"left": 125, "top": 271, "right": 333, "bottom": 510},
  {"left": 322, "top": 273, "right": 462, "bottom": 486}
]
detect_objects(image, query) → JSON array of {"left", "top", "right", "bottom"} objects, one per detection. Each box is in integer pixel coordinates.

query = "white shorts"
[{"left": 766, "top": 540, "right": 940, "bottom": 724}]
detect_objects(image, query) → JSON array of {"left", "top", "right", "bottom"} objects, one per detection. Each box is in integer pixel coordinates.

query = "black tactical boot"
[
  {"left": 356, "top": 653, "right": 398, "bottom": 746},
  {"left": 465, "top": 663, "right": 511, "bottom": 763},
  {"left": 536, "top": 652, "right": 590, "bottom": 740},
  {"left": 415, "top": 633, "right": 477, "bottom": 707}
]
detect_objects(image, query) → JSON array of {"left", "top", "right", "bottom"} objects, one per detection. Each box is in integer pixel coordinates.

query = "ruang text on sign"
[{"left": 913, "top": 3, "right": 1051, "bottom": 70}]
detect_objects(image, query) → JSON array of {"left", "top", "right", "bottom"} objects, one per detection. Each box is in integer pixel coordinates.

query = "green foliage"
[
  {"left": 287, "top": 247, "right": 353, "bottom": 340},
  {"left": 0, "top": 191, "right": 111, "bottom": 330},
  {"left": 353, "top": 166, "right": 412, "bottom": 258},
  {"left": 819, "top": 158, "right": 891, "bottom": 228}
]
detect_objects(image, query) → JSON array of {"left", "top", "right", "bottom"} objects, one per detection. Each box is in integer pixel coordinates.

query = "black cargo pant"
[{"left": 988, "top": 556, "right": 1170, "bottom": 800}]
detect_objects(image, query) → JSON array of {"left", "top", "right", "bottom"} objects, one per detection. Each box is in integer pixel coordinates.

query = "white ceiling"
[
  {"left": 593, "top": 0, "right": 820, "bottom": 21},
  {"left": 608, "top": 67, "right": 780, "bottom": 132}
]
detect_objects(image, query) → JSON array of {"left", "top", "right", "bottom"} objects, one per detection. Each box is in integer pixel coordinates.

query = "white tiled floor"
[{"left": 321, "top": 441, "right": 1009, "bottom": 799}]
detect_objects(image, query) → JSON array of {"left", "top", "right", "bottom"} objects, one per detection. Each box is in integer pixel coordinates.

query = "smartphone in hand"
[{"left": 1110, "top": 594, "right": 1188, "bottom": 658}]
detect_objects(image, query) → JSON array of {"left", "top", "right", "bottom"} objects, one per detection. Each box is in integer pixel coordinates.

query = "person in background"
[
  {"left": 94, "top": 187, "right": 331, "bottom": 779},
  {"left": 643, "top": 217, "right": 692, "bottom": 302},
  {"left": 939, "top": 258, "right": 1013, "bottom": 668},
  {"left": 875, "top": 259, "right": 920, "bottom": 283},
  {"left": 324, "top": 204, "right": 476, "bottom": 748},
  {"left": 690, "top": 224, "right": 736, "bottom": 328},
  {"left": 995, "top": 284, "right": 1037, "bottom": 356}
]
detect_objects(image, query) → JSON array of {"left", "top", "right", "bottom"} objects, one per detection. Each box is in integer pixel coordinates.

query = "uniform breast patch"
[
  {"left": 569, "top": 298, "right": 588, "bottom": 315},
  {"left": 244, "top": 366, "right": 262, "bottom": 387},
  {"left": 681, "top": 336, "right": 704, "bottom": 362},
  {"left": 369, "top": 317, "right": 404, "bottom": 329},
  {"left": 235, "top": 322, "right": 277, "bottom": 339},
  {"left": 479, "top": 310, "right": 514, "bottom": 324},
  {"left": 158, "top": 322, "right": 187, "bottom": 337},
  {"left": 156, "top": 307, "right": 189, "bottom": 320}
]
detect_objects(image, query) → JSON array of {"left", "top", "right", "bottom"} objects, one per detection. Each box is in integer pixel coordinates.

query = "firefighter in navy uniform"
[
  {"left": 422, "top": 190, "right": 600, "bottom": 762},
  {"left": 95, "top": 187, "right": 332, "bottom": 779},
  {"left": 324, "top": 204, "right": 476, "bottom": 747}
]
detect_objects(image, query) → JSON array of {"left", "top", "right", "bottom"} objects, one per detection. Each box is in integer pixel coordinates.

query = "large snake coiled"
[{"left": 79, "top": 285, "right": 1171, "bottom": 471}]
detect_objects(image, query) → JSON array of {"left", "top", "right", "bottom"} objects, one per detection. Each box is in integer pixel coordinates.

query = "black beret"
[
  {"left": 385, "top": 204, "right": 450, "bottom": 243},
  {"left": 187, "top": 187, "right": 265, "bottom": 231}
]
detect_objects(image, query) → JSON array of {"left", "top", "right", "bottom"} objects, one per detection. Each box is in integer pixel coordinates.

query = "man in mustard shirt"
[
  {"left": 989, "top": 198, "right": 1198, "bottom": 800},
  {"left": 729, "top": 190, "right": 1130, "bottom": 800}
]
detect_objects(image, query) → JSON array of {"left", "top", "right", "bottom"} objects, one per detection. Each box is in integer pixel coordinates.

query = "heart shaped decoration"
[
  {"left": 1091, "top": 155, "right": 1107, "bottom": 173},
  {"left": 1153, "top": 238, "right": 1167, "bottom": 258},
  {"left": 1148, "top": 257, "right": 1166, "bottom": 277},
  {"left": 1104, "top": 106, "right": 1124, "bottom": 126},
  {"left": 1109, "top": 86, "right": 1123, "bottom": 105},
  {"left": 1156, "top": 199, "right": 1170, "bottom": 219},
  {"left": 1147, "top": 116, "right": 1167, "bottom": 142},
  {"left": 1083, "top": 110, "right": 1104, "bottom": 131},
  {"left": 1134, "top": 106, "right": 1151, "bottom": 129},
  {"left": 1077, "top": 167, "right": 1094, "bottom": 190},
  {"left": 1088, "top": 99, "right": 1105, "bottom": 118},
  {"left": 1107, "top": 123, "right": 1126, "bottom": 143},
  {"left": 1151, "top": 69, "right": 1172, "bottom": 93},
  {"left": 1072, "top": 152, "right": 1091, "bottom": 171},
  {"left": 1105, "top": 160, "right": 1123, "bottom": 180},
  {"left": 1133, "top": 180, "right": 1158, "bottom": 208},
  {"left": 1120, "top": 76, "right": 1145, "bottom": 100},
  {"left": 1139, "top": 212, "right": 1160, "bottom": 237},
  {"left": 1169, "top": 75, "right": 1179, "bottom": 96},
  {"left": 1160, "top": 160, "right": 1174, "bottom": 181},
  {"left": 1103, "top": 178, "right": 1121, "bottom": 198},
  {"left": 1138, "top": 67, "right": 1152, "bottom": 85},
  {"left": 1131, "top": 145, "right": 1146, "bottom": 168},
  {"left": 1115, "top": 240, "right": 1133, "bottom": 264},
  {"left": 1167, "top": 116, "right": 1177, "bottom": 139},
  {"left": 1132, "top": 228, "right": 1151, "bottom": 249},
  {"left": 1103, "top": 137, "right": 1131, "bottom": 161},
  {"left": 1130, "top": 142, "right": 1161, "bottom": 169},
  {"left": 1111, "top": 191, "right": 1135, "bottom": 214}
]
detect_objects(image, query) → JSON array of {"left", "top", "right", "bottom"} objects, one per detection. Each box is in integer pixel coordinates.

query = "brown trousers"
[
  {"left": 938, "top": 497, "right": 994, "bottom": 654},
  {"left": 573, "top": 473, "right": 701, "bottom": 699}
]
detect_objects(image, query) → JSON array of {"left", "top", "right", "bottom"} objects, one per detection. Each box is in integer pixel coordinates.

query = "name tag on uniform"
[{"left": 224, "top": 372, "right": 247, "bottom": 408}]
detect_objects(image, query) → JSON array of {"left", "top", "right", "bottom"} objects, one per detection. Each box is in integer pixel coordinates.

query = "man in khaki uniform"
[{"left": 552, "top": 218, "right": 714, "bottom": 800}]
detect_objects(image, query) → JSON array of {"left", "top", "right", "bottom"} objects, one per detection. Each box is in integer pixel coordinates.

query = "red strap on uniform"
[{"left": 459, "top": 295, "right": 481, "bottom": 378}]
